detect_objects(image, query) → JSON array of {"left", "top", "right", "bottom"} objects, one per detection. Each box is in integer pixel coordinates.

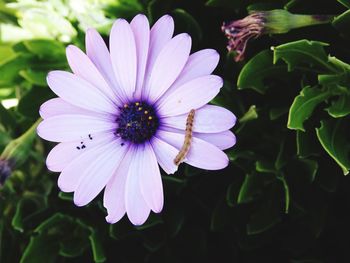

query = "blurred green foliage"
[{"left": 1, "top": 0, "right": 350, "bottom": 262}]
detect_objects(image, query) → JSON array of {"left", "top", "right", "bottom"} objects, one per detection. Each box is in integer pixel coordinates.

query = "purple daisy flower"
[{"left": 37, "top": 14, "right": 237, "bottom": 225}]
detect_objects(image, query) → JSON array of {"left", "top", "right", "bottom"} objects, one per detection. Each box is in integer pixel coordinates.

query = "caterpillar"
[{"left": 174, "top": 109, "right": 195, "bottom": 166}]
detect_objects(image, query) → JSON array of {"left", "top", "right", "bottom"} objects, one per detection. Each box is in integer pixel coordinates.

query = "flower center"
[{"left": 115, "top": 101, "right": 159, "bottom": 144}]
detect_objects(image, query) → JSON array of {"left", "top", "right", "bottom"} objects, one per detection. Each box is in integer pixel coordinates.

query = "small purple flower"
[
  {"left": 37, "top": 14, "right": 237, "bottom": 225},
  {"left": 0, "top": 159, "right": 12, "bottom": 186}
]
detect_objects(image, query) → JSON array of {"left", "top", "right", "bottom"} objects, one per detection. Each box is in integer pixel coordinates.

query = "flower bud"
[
  {"left": 0, "top": 159, "right": 12, "bottom": 186},
  {"left": 222, "top": 9, "right": 333, "bottom": 61},
  {"left": 0, "top": 119, "right": 40, "bottom": 185}
]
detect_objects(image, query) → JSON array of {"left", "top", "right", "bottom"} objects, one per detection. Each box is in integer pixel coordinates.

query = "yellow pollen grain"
[
  {"left": 144, "top": 110, "right": 149, "bottom": 114},
  {"left": 126, "top": 123, "right": 131, "bottom": 127},
  {"left": 138, "top": 107, "right": 142, "bottom": 111},
  {"left": 124, "top": 104, "right": 128, "bottom": 108},
  {"left": 148, "top": 116, "right": 153, "bottom": 120},
  {"left": 135, "top": 102, "right": 139, "bottom": 106}
]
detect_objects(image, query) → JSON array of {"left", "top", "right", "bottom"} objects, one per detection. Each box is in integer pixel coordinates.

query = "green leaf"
[
  {"left": 59, "top": 238, "right": 87, "bottom": 258},
  {"left": 316, "top": 118, "right": 350, "bottom": 175},
  {"left": 20, "top": 233, "right": 59, "bottom": 263},
  {"left": 275, "top": 138, "right": 288, "bottom": 170},
  {"left": 89, "top": 231, "right": 106, "bottom": 263},
  {"left": 300, "top": 159, "right": 319, "bottom": 182},
  {"left": 21, "top": 214, "right": 94, "bottom": 263},
  {"left": 239, "top": 105, "right": 258, "bottom": 123},
  {"left": 0, "top": 54, "right": 32, "bottom": 87},
  {"left": 19, "top": 70, "right": 47, "bottom": 86},
  {"left": 333, "top": 9, "right": 350, "bottom": 38},
  {"left": 338, "top": 0, "right": 350, "bottom": 8},
  {"left": 247, "top": 200, "right": 281, "bottom": 235},
  {"left": 273, "top": 40, "right": 337, "bottom": 73},
  {"left": 0, "top": 102, "right": 17, "bottom": 130},
  {"left": 58, "top": 192, "right": 73, "bottom": 201},
  {"left": 20, "top": 214, "right": 66, "bottom": 263},
  {"left": 163, "top": 204, "right": 185, "bottom": 238},
  {"left": 255, "top": 160, "right": 275, "bottom": 173},
  {"left": 237, "top": 50, "right": 287, "bottom": 94},
  {"left": 327, "top": 56, "right": 350, "bottom": 72},
  {"left": 23, "top": 40, "right": 65, "bottom": 59},
  {"left": 288, "top": 86, "right": 331, "bottom": 131},
  {"left": 0, "top": 2, "right": 17, "bottom": 24},
  {"left": 296, "top": 130, "right": 321, "bottom": 158},
  {"left": 326, "top": 94, "right": 350, "bottom": 118},
  {"left": 237, "top": 173, "right": 264, "bottom": 204},
  {"left": 276, "top": 176, "right": 290, "bottom": 213},
  {"left": 205, "top": 0, "right": 240, "bottom": 8},
  {"left": 226, "top": 180, "right": 244, "bottom": 207},
  {"left": 17, "top": 86, "right": 54, "bottom": 118},
  {"left": 318, "top": 74, "right": 348, "bottom": 86},
  {"left": 210, "top": 196, "right": 233, "bottom": 232},
  {"left": 11, "top": 200, "right": 24, "bottom": 232},
  {"left": 0, "top": 44, "right": 17, "bottom": 66},
  {"left": 269, "top": 107, "right": 289, "bottom": 120},
  {"left": 147, "top": 0, "right": 172, "bottom": 23},
  {"left": 109, "top": 218, "right": 137, "bottom": 240},
  {"left": 135, "top": 213, "right": 163, "bottom": 230},
  {"left": 105, "top": 0, "right": 143, "bottom": 21},
  {"left": 172, "top": 9, "right": 202, "bottom": 46}
]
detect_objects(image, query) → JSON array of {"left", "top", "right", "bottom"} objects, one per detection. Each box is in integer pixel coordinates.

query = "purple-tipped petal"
[
  {"left": 144, "top": 33, "right": 191, "bottom": 103},
  {"left": 58, "top": 139, "right": 118, "bottom": 192},
  {"left": 37, "top": 115, "right": 116, "bottom": 142},
  {"left": 157, "top": 75, "right": 223, "bottom": 117},
  {"left": 66, "top": 45, "right": 118, "bottom": 103},
  {"left": 158, "top": 130, "right": 229, "bottom": 170},
  {"left": 138, "top": 143, "right": 164, "bottom": 213},
  {"left": 39, "top": 98, "right": 107, "bottom": 119},
  {"left": 161, "top": 105, "right": 236, "bottom": 133},
  {"left": 125, "top": 147, "right": 150, "bottom": 225},
  {"left": 168, "top": 49, "right": 220, "bottom": 93},
  {"left": 47, "top": 71, "right": 117, "bottom": 114},
  {"left": 74, "top": 139, "right": 127, "bottom": 207},
  {"left": 46, "top": 133, "right": 115, "bottom": 172},
  {"left": 130, "top": 14, "right": 150, "bottom": 99},
  {"left": 104, "top": 148, "right": 133, "bottom": 224},
  {"left": 151, "top": 136, "right": 179, "bottom": 174},
  {"left": 85, "top": 28, "right": 125, "bottom": 102},
  {"left": 194, "top": 130, "right": 236, "bottom": 150},
  {"left": 110, "top": 19, "right": 137, "bottom": 100}
]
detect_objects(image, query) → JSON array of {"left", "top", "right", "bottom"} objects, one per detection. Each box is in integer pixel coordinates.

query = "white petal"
[
  {"left": 169, "top": 49, "right": 220, "bottom": 92},
  {"left": 194, "top": 130, "right": 236, "bottom": 150},
  {"left": 138, "top": 143, "right": 164, "bottom": 213},
  {"left": 74, "top": 139, "right": 128, "bottom": 206},
  {"left": 110, "top": 19, "right": 137, "bottom": 100},
  {"left": 58, "top": 137, "right": 119, "bottom": 192},
  {"left": 157, "top": 130, "right": 229, "bottom": 170},
  {"left": 161, "top": 105, "right": 236, "bottom": 133},
  {"left": 125, "top": 146, "right": 151, "bottom": 225},
  {"left": 37, "top": 114, "right": 116, "bottom": 142},
  {"left": 144, "top": 33, "right": 191, "bottom": 103},
  {"left": 157, "top": 75, "right": 223, "bottom": 117},
  {"left": 151, "top": 136, "right": 178, "bottom": 174},
  {"left": 39, "top": 98, "right": 107, "bottom": 119},
  {"left": 104, "top": 147, "right": 134, "bottom": 224},
  {"left": 142, "top": 15, "right": 174, "bottom": 98},
  {"left": 130, "top": 14, "right": 150, "bottom": 99},
  {"left": 46, "top": 133, "right": 115, "bottom": 172},
  {"left": 47, "top": 71, "right": 117, "bottom": 114},
  {"left": 85, "top": 28, "right": 126, "bottom": 102},
  {"left": 66, "top": 45, "right": 118, "bottom": 103}
]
